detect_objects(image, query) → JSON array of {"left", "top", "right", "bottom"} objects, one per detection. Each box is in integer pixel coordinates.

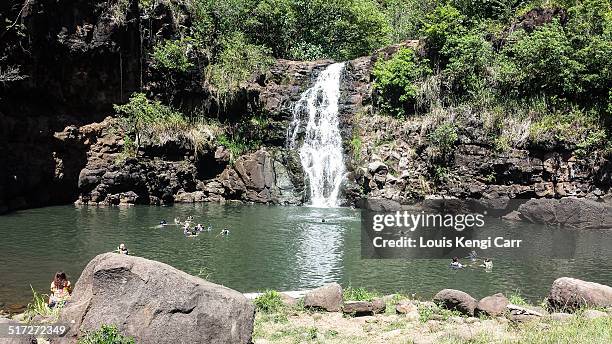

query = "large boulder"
[
  {"left": 433, "top": 289, "right": 478, "bottom": 316},
  {"left": 517, "top": 198, "right": 612, "bottom": 229},
  {"left": 58, "top": 253, "right": 254, "bottom": 343},
  {"left": 303, "top": 283, "right": 343, "bottom": 312},
  {"left": 475, "top": 293, "right": 509, "bottom": 317},
  {"left": 548, "top": 277, "right": 612, "bottom": 311}
]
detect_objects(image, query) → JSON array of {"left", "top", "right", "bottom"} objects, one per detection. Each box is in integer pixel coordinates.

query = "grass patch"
[
  {"left": 508, "top": 290, "right": 529, "bottom": 306},
  {"left": 254, "top": 290, "right": 285, "bottom": 314},
  {"left": 343, "top": 286, "right": 380, "bottom": 302},
  {"left": 77, "top": 324, "right": 134, "bottom": 344},
  {"left": 519, "top": 314, "right": 612, "bottom": 343},
  {"left": 418, "top": 303, "right": 462, "bottom": 322},
  {"left": 24, "top": 285, "right": 61, "bottom": 322}
]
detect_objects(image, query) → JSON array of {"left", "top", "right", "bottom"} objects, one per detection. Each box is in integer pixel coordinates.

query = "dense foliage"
[
  {"left": 135, "top": 0, "right": 611, "bottom": 156},
  {"left": 372, "top": 0, "right": 611, "bottom": 153}
]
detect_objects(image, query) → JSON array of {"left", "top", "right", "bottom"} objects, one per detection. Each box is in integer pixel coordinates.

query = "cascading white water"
[{"left": 289, "top": 63, "right": 346, "bottom": 208}]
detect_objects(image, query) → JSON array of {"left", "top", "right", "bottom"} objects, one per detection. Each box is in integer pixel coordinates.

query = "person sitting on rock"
[
  {"left": 49, "top": 271, "right": 71, "bottom": 308},
  {"left": 450, "top": 257, "right": 464, "bottom": 269},
  {"left": 117, "top": 243, "right": 129, "bottom": 255}
]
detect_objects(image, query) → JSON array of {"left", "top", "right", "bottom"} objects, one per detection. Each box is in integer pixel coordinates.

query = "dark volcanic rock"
[
  {"left": 517, "top": 198, "right": 612, "bottom": 229},
  {"left": 58, "top": 253, "right": 254, "bottom": 344},
  {"left": 548, "top": 277, "right": 612, "bottom": 311}
]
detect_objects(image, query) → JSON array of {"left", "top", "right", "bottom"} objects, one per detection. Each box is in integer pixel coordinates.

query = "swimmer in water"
[
  {"left": 206, "top": 225, "right": 212, "bottom": 232},
  {"left": 467, "top": 250, "right": 478, "bottom": 262},
  {"left": 321, "top": 218, "right": 326, "bottom": 223},
  {"left": 196, "top": 224, "right": 203, "bottom": 232},
  {"left": 220, "top": 228, "right": 230, "bottom": 236},
  {"left": 450, "top": 257, "right": 464, "bottom": 269},
  {"left": 160, "top": 219, "right": 167, "bottom": 226},
  {"left": 481, "top": 258, "right": 493, "bottom": 269},
  {"left": 117, "top": 243, "right": 129, "bottom": 255},
  {"left": 174, "top": 217, "right": 181, "bottom": 225}
]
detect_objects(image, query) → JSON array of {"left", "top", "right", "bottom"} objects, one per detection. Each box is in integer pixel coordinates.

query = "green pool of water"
[{"left": 0, "top": 203, "right": 610, "bottom": 309}]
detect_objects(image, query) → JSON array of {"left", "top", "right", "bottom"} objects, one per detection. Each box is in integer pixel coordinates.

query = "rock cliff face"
[{"left": 1, "top": 1, "right": 610, "bottom": 214}]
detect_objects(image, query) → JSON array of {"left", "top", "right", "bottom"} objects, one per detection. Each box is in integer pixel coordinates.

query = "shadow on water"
[{"left": 0, "top": 203, "right": 610, "bottom": 308}]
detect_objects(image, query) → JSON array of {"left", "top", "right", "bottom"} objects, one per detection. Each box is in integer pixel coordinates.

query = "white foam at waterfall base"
[{"left": 289, "top": 62, "right": 346, "bottom": 208}]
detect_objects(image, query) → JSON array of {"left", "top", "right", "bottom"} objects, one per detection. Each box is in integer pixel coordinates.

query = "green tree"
[
  {"left": 292, "top": 0, "right": 391, "bottom": 60},
  {"left": 246, "top": 0, "right": 297, "bottom": 57},
  {"left": 497, "top": 21, "right": 584, "bottom": 98},
  {"left": 421, "top": 4, "right": 466, "bottom": 57},
  {"left": 441, "top": 29, "right": 494, "bottom": 97}
]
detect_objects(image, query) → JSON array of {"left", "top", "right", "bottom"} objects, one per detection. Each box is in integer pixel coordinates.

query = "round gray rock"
[
  {"left": 475, "top": 293, "right": 509, "bottom": 317},
  {"left": 304, "top": 283, "right": 343, "bottom": 312},
  {"left": 548, "top": 277, "right": 612, "bottom": 311},
  {"left": 433, "top": 289, "right": 477, "bottom": 316}
]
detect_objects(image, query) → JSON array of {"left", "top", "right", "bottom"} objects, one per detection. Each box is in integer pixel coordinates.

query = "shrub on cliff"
[
  {"left": 372, "top": 48, "right": 432, "bottom": 117},
  {"left": 428, "top": 122, "right": 458, "bottom": 160},
  {"left": 207, "top": 32, "right": 274, "bottom": 106},
  {"left": 151, "top": 37, "right": 196, "bottom": 73},
  {"left": 114, "top": 93, "right": 185, "bottom": 151}
]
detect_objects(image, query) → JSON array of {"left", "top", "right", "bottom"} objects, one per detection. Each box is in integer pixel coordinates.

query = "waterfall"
[{"left": 289, "top": 63, "right": 346, "bottom": 208}]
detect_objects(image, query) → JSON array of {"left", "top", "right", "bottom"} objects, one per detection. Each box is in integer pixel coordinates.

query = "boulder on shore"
[
  {"left": 433, "top": 289, "right": 478, "bottom": 316},
  {"left": 548, "top": 277, "right": 612, "bottom": 311},
  {"left": 303, "top": 283, "right": 343, "bottom": 312},
  {"left": 342, "top": 298, "right": 385, "bottom": 316},
  {"left": 475, "top": 293, "right": 509, "bottom": 317},
  {"left": 58, "top": 253, "right": 254, "bottom": 344},
  {"left": 517, "top": 198, "right": 612, "bottom": 229}
]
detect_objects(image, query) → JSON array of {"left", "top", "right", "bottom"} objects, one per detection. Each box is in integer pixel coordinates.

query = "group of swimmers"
[
  {"left": 158, "top": 216, "right": 230, "bottom": 238},
  {"left": 450, "top": 251, "right": 493, "bottom": 270}
]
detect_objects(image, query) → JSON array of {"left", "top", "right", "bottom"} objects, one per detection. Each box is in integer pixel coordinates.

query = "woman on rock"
[{"left": 49, "top": 272, "right": 71, "bottom": 308}]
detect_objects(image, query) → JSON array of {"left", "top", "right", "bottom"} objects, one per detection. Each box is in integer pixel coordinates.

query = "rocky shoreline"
[{"left": 2, "top": 254, "right": 611, "bottom": 343}]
